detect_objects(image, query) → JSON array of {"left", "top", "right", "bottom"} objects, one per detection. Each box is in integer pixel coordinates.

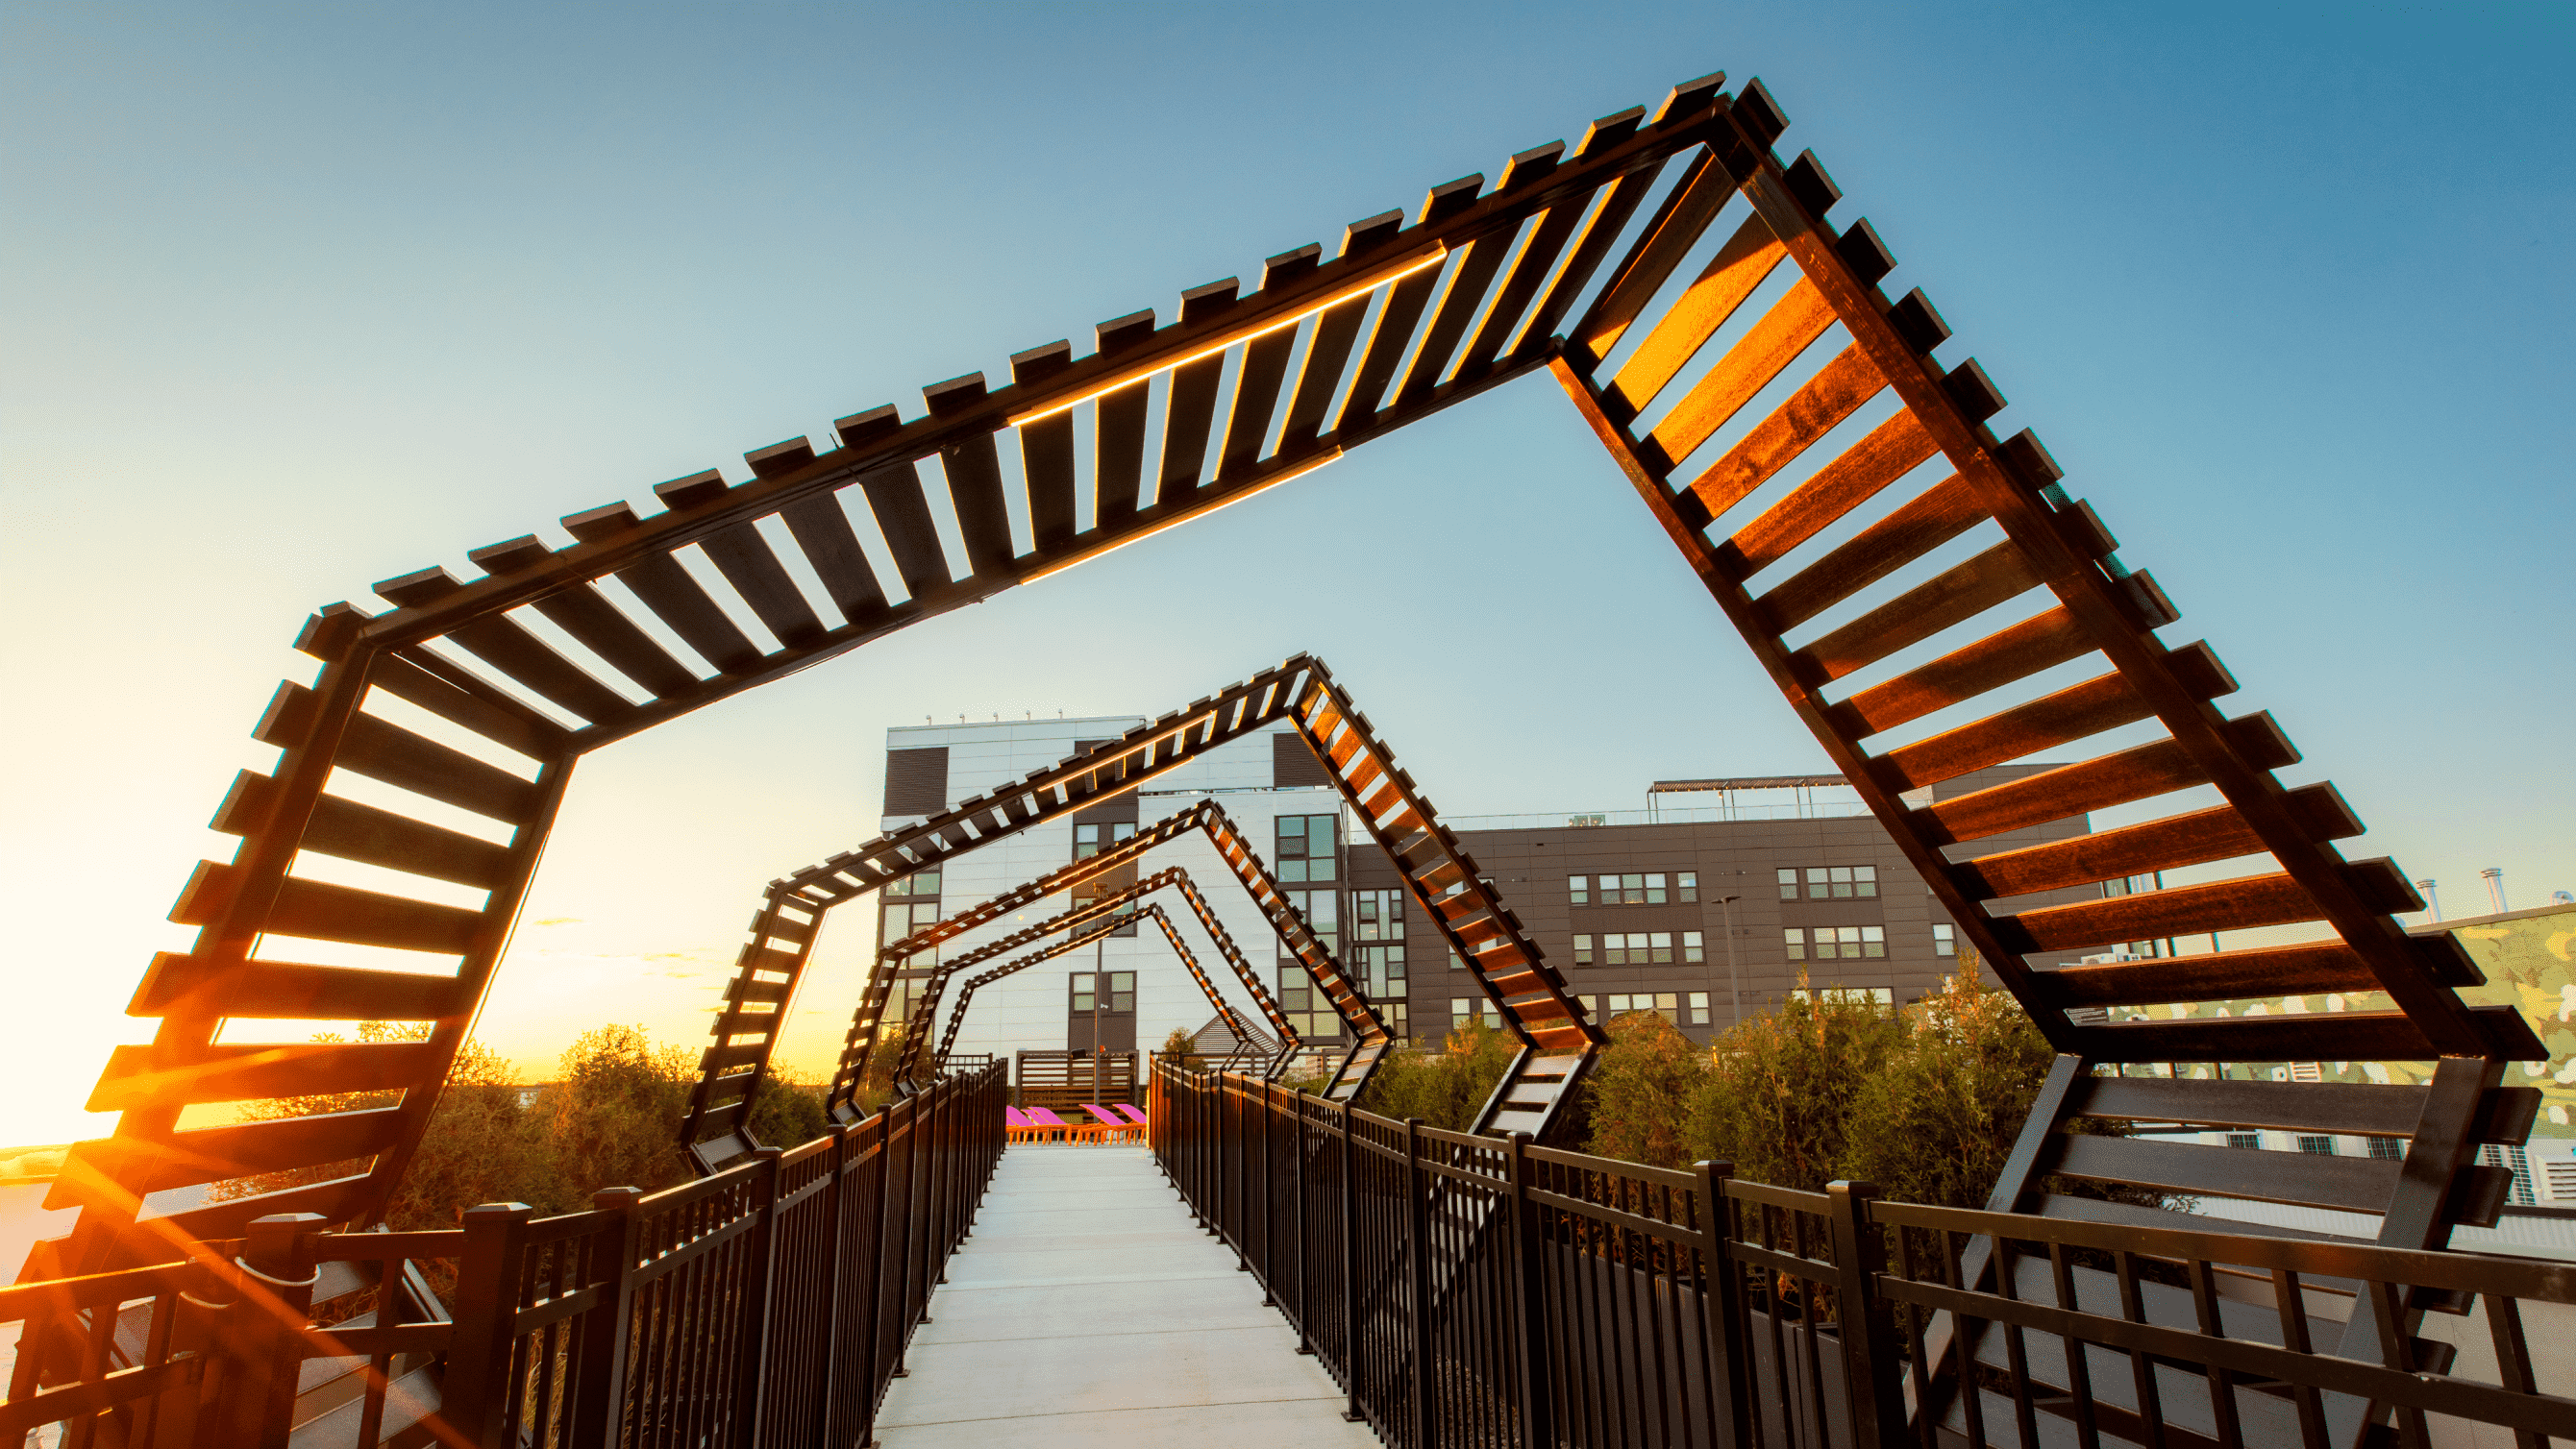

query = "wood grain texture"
[
  {"left": 1642, "top": 278, "right": 1836, "bottom": 471},
  {"left": 1721, "top": 407, "right": 1941, "bottom": 581},
  {"left": 1604, "top": 211, "right": 1784, "bottom": 413},
  {"left": 1793, "top": 541, "right": 2039, "bottom": 686},
  {"left": 1680, "top": 343, "right": 1884, "bottom": 522},
  {"left": 1827, "top": 605, "right": 2095, "bottom": 740}
]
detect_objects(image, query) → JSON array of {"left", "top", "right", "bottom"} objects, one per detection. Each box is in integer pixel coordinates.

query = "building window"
[
  {"left": 1604, "top": 993, "right": 1680, "bottom": 1023},
  {"left": 886, "top": 869, "right": 941, "bottom": 898},
  {"left": 1282, "top": 888, "right": 1338, "bottom": 956},
  {"left": 1450, "top": 996, "right": 1501, "bottom": 1031},
  {"left": 1573, "top": 934, "right": 1594, "bottom": 966},
  {"left": 1568, "top": 874, "right": 1589, "bottom": 905},
  {"left": 1277, "top": 970, "right": 1342, "bottom": 1041},
  {"left": 1352, "top": 889, "right": 1404, "bottom": 942},
  {"left": 2295, "top": 1136, "right": 2337, "bottom": 1156},
  {"left": 1070, "top": 971, "right": 1135, "bottom": 1014},
  {"left": 1276, "top": 813, "right": 1339, "bottom": 883},
  {"left": 2364, "top": 1137, "right": 2405, "bottom": 1161},
  {"left": 1448, "top": 947, "right": 1467, "bottom": 970},
  {"left": 1353, "top": 943, "right": 1407, "bottom": 1004},
  {"left": 2225, "top": 1133, "right": 2262, "bottom": 1150},
  {"left": 2481, "top": 1144, "right": 2536, "bottom": 1207},
  {"left": 1806, "top": 925, "right": 1886, "bottom": 960},
  {"left": 1575, "top": 872, "right": 1695, "bottom": 905},
  {"left": 1601, "top": 933, "right": 1672, "bottom": 966},
  {"left": 1682, "top": 930, "right": 1705, "bottom": 963},
  {"left": 1783, "top": 927, "right": 1805, "bottom": 961},
  {"left": 1678, "top": 872, "right": 1698, "bottom": 902},
  {"left": 1787, "top": 865, "right": 1877, "bottom": 899},
  {"left": 881, "top": 897, "right": 941, "bottom": 953},
  {"left": 1932, "top": 923, "right": 1955, "bottom": 957},
  {"left": 1687, "top": 991, "right": 1710, "bottom": 1024},
  {"left": 1073, "top": 822, "right": 1136, "bottom": 859}
]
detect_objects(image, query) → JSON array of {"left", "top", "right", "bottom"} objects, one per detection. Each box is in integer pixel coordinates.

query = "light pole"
[{"left": 1716, "top": 895, "right": 1744, "bottom": 1031}]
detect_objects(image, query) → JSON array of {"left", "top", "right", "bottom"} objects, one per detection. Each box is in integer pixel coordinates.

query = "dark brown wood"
[
  {"left": 172, "top": 863, "right": 482, "bottom": 955},
  {"left": 1680, "top": 342, "right": 1884, "bottom": 521},
  {"left": 854, "top": 461, "right": 954, "bottom": 599},
  {"left": 1453, "top": 178, "right": 1592, "bottom": 378},
  {"left": 87, "top": 1041, "right": 440, "bottom": 1113},
  {"left": 1747, "top": 463, "right": 1975, "bottom": 628},
  {"left": 1920, "top": 725, "right": 2285, "bottom": 845},
  {"left": 127, "top": 953, "right": 468, "bottom": 1020},
  {"left": 1335, "top": 259, "right": 1448, "bottom": 427},
  {"left": 1871, "top": 672, "right": 2150, "bottom": 794},
  {"left": 1957, "top": 784, "right": 2363, "bottom": 900},
  {"left": 1640, "top": 277, "right": 1835, "bottom": 470},
  {"left": 1011, "top": 343, "right": 1080, "bottom": 553},
  {"left": 1793, "top": 541, "right": 2040, "bottom": 686},
  {"left": 699, "top": 521, "right": 826, "bottom": 646},
  {"left": 2046, "top": 1135, "right": 2401, "bottom": 1217},
  {"left": 522, "top": 581, "right": 705, "bottom": 698},
  {"left": 2068, "top": 1077, "right": 2539, "bottom": 1143},
  {"left": 1391, "top": 204, "right": 1525, "bottom": 407},
  {"left": 211, "top": 774, "right": 511, "bottom": 889},
  {"left": 607, "top": 550, "right": 764, "bottom": 675},
  {"left": 1605, "top": 211, "right": 1785, "bottom": 414},
  {"left": 1573, "top": 148, "right": 1737, "bottom": 362},
  {"left": 1827, "top": 604, "right": 2095, "bottom": 741}
]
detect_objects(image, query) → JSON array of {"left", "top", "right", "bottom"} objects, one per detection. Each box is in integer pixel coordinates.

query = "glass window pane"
[
  {"left": 1569, "top": 874, "right": 1588, "bottom": 904},
  {"left": 1279, "top": 859, "right": 1307, "bottom": 882},
  {"left": 1308, "top": 855, "right": 1335, "bottom": 881},
  {"left": 1683, "top": 930, "right": 1704, "bottom": 963},
  {"left": 1778, "top": 868, "right": 1799, "bottom": 898},
  {"left": 1784, "top": 928, "right": 1806, "bottom": 961},
  {"left": 1678, "top": 872, "right": 1697, "bottom": 901}
]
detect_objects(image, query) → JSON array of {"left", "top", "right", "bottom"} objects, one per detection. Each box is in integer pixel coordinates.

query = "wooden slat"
[
  {"left": 1829, "top": 606, "right": 2096, "bottom": 740},
  {"left": 128, "top": 954, "right": 468, "bottom": 1020},
  {"left": 1158, "top": 355, "right": 1226, "bottom": 502},
  {"left": 1793, "top": 541, "right": 2040, "bottom": 686},
  {"left": 2046, "top": 1133, "right": 2401, "bottom": 1216},
  {"left": 1749, "top": 464, "right": 1974, "bottom": 629},
  {"left": 1217, "top": 328, "right": 1298, "bottom": 479},
  {"left": 173, "top": 863, "right": 484, "bottom": 955},
  {"left": 88, "top": 1041, "right": 440, "bottom": 1112},
  {"left": 1334, "top": 261, "right": 1448, "bottom": 429},
  {"left": 698, "top": 521, "right": 825, "bottom": 645},
  {"left": 1605, "top": 211, "right": 1786, "bottom": 414},
  {"left": 1452, "top": 184, "right": 1592, "bottom": 378},
  {"left": 1919, "top": 719, "right": 2299, "bottom": 845},
  {"left": 1873, "top": 672, "right": 2150, "bottom": 794},
  {"left": 155, "top": 1175, "right": 372, "bottom": 1240},
  {"left": 936, "top": 433, "right": 1018, "bottom": 577},
  {"left": 1960, "top": 784, "right": 2363, "bottom": 900},
  {"left": 2006, "top": 872, "right": 2332, "bottom": 952},
  {"left": 2069, "top": 1077, "right": 2539, "bottom": 1144},
  {"left": 211, "top": 774, "right": 511, "bottom": 889},
  {"left": 2036, "top": 942, "right": 2378, "bottom": 1008},
  {"left": 364, "top": 653, "right": 565, "bottom": 761},
  {"left": 611, "top": 553, "right": 763, "bottom": 674},
  {"left": 1276, "top": 291, "right": 1373, "bottom": 451},
  {"left": 1391, "top": 218, "right": 1522, "bottom": 408},
  {"left": 1721, "top": 408, "right": 1937, "bottom": 578},
  {"left": 526, "top": 583, "right": 702, "bottom": 699},
  {"left": 856, "top": 460, "right": 954, "bottom": 598},
  {"left": 335, "top": 711, "right": 545, "bottom": 823},
  {"left": 64, "top": 1107, "right": 407, "bottom": 1194},
  {"left": 1573, "top": 149, "right": 1737, "bottom": 359},
  {"left": 440, "top": 614, "right": 636, "bottom": 724},
  {"left": 1679, "top": 343, "right": 1884, "bottom": 520},
  {"left": 1515, "top": 143, "right": 1663, "bottom": 357},
  {"left": 1011, "top": 344, "right": 1080, "bottom": 553},
  {"left": 1640, "top": 277, "right": 1836, "bottom": 471},
  {"left": 778, "top": 492, "right": 890, "bottom": 623}
]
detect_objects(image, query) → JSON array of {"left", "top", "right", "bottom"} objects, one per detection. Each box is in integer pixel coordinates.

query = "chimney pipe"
[
  {"left": 2415, "top": 878, "right": 2440, "bottom": 922},
  {"left": 2481, "top": 868, "right": 2508, "bottom": 916}
]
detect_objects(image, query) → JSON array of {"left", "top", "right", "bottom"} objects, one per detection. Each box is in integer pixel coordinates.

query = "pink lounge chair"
[
  {"left": 1081, "top": 1104, "right": 1142, "bottom": 1143},
  {"left": 1004, "top": 1107, "right": 1048, "bottom": 1143},
  {"left": 1023, "top": 1107, "right": 1105, "bottom": 1144},
  {"left": 1114, "top": 1104, "right": 1149, "bottom": 1129}
]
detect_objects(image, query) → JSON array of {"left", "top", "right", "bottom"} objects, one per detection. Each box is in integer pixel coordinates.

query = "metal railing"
[
  {"left": 1149, "top": 1059, "right": 2576, "bottom": 1449},
  {"left": 3, "top": 1061, "right": 1006, "bottom": 1448}
]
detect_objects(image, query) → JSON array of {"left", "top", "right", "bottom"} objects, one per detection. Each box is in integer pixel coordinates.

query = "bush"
[
  {"left": 1583, "top": 1011, "right": 1706, "bottom": 1168},
  {"left": 541, "top": 1023, "right": 695, "bottom": 1199},
  {"left": 1841, "top": 959, "right": 2057, "bottom": 1209},
  {"left": 1352, "top": 1021, "right": 1519, "bottom": 1131},
  {"left": 744, "top": 1067, "right": 830, "bottom": 1151},
  {"left": 1683, "top": 973, "right": 1907, "bottom": 1191}
]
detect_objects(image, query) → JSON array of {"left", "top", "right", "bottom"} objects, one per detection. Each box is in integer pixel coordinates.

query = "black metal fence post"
[
  {"left": 1696, "top": 1160, "right": 1754, "bottom": 1449},
  {"left": 805, "top": 1126, "right": 850, "bottom": 1449},
  {"left": 1404, "top": 1117, "right": 1437, "bottom": 1449},
  {"left": 443, "top": 1201, "right": 536, "bottom": 1449},
  {"left": 733, "top": 1146, "right": 785, "bottom": 1439},
  {"left": 1339, "top": 1099, "right": 1364, "bottom": 1425},
  {"left": 1259, "top": 1080, "right": 1278, "bottom": 1307},
  {"left": 1828, "top": 1179, "right": 1910, "bottom": 1449},
  {"left": 570, "top": 1186, "right": 643, "bottom": 1445},
  {"left": 215, "top": 1212, "right": 324, "bottom": 1449},
  {"left": 1510, "top": 1133, "right": 1553, "bottom": 1449},
  {"left": 1295, "top": 1092, "right": 1314, "bottom": 1352}
]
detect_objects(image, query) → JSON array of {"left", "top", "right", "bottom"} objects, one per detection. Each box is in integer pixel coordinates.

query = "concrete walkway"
[{"left": 874, "top": 1143, "right": 1377, "bottom": 1447}]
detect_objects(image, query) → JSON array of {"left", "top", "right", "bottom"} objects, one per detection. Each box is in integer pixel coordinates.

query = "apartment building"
[{"left": 876, "top": 718, "right": 2105, "bottom": 1063}]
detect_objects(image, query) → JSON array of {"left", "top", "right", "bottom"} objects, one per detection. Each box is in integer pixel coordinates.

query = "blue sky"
[{"left": 3, "top": 2, "right": 2568, "bottom": 1142}]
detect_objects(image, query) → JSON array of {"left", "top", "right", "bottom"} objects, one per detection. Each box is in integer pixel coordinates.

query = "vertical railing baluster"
[
  {"left": 808, "top": 1125, "right": 851, "bottom": 1449},
  {"left": 1340, "top": 1099, "right": 1365, "bottom": 1426},
  {"left": 1828, "top": 1182, "right": 1908, "bottom": 1449},
  {"left": 444, "top": 1202, "right": 537, "bottom": 1449},
  {"left": 571, "top": 1187, "right": 644, "bottom": 1445},
  {"left": 731, "top": 1147, "right": 784, "bottom": 1448},
  {"left": 1512, "top": 1134, "right": 1553, "bottom": 1449},
  {"left": 1404, "top": 1118, "right": 1436, "bottom": 1449},
  {"left": 215, "top": 1212, "right": 326, "bottom": 1449}
]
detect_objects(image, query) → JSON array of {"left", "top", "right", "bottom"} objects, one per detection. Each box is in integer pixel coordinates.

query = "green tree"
[
  {"left": 1683, "top": 974, "right": 1905, "bottom": 1191},
  {"left": 1353, "top": 1020, "right": 1519, "bottom": 1131},
  {"left": 1841, "top": 953, "right": 2057, "bottom": 1208},
  {"left": 1159, "top": 1025, "right": 1198, "bottom": 1063},
  {"left": 1584, "top": 1011, "right": 1705, "bottom": 1168},
  {"left": 542, "top": 1023, "right": 694, "bottom": 1198},
  {"left": 743, "top": 1067, "right": 830, "bottom": 1151}
]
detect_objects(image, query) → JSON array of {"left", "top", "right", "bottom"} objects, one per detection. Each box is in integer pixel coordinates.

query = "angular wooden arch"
[
  {"left": 929, "top": 901, "right": 1288, "bottom": 1078},
  {"left": 33, "top": 65, "right": 2545, "bottom": 1286}
]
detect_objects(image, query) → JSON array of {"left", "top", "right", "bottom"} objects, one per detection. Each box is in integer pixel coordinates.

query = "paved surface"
[{"left": 874, "top": 1143, "right": 1376, "bottom": 1447}]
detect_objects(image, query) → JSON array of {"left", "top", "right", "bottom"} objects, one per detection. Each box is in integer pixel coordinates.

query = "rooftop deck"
[{"left": 875, "top": 1143, "right": 1374, "bottom": 1448}]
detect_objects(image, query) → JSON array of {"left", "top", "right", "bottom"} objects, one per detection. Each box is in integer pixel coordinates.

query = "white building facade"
[{"left": 874, "top": 716, "right": 1346, "bottom": 1067}]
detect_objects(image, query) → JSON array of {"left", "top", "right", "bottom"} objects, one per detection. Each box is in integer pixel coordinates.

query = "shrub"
[
  {"left": 744, "top": 1067, "right": 830, "bottom": 1151},
  {"left": 541, "top": 1023, "right": 695, "bottom": 1199},
  {"left": 1841, "top": 955, "right": 2057, "bottom": 1209},
  {"left": 1583, "top": 1011, "right": 1705, "bottom": 1168},
  {"left": 1352, "top": 1020, "right": 1519, "bottom": 1131},
  {"left": 1682, "top": 974, "right": 1906, "bottom": 1191}
]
